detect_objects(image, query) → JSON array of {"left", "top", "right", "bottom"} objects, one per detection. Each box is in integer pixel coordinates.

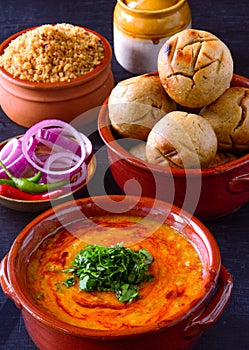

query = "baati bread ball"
[
  {"left": 108, "top": 73, "right": 177, "bottom": 140},
  {"left": 209, "top": 152, "right": 237, "bottom": 167},
  {"left": 200, "top": 87, "right": 249, "bottom": 153},
  {"left": 129, "top": 141, "right": 147, "bottom": 161},
  {"left": 158, "top": 29, "right": 234, "bottom": 109},
  {"left": 146, "top": 111, "right": 218, "bottom": 168}
]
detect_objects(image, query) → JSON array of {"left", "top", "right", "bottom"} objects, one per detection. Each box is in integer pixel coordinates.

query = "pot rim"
[
  {"left": 5, "top": 195, "right": 221, "bottom": 339},
  {"left": 0, "top": 25, "right": 112, "bottom": 90},
  {"left": 98, "top": 73, "right": 249, "bottom": 179},
  {"left": 117, "top": 0, "right": 188, "bottom": 17}
]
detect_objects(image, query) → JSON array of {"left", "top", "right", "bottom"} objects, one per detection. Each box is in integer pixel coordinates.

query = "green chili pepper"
[
  {"left": 0, "top": 160, "right": 68, "bottom": 194},
  {"left": 0, "top": 170, "right": 42, "bottom": 187},
  {"left": 0, "top": 178, "right": 15, "bottom": 186},
  {"left": 27, "top": 171, "right": 42, "bottom": 183}
]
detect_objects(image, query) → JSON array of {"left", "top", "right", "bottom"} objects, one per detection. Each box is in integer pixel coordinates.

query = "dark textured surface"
[{"left": 0, "top": 0, "right": 249, "bottom": 349}]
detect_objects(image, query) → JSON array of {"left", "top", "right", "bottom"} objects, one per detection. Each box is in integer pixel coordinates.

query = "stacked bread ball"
[
  {"left": 108, "top": 28, "right": 249, "bottom": 169},
  {"left": 108, "top": 73, "right": 176, "bottom": 140},
  {"left": 146, "top": 111, "right": 218, "bottom": 168},
  {"left": 199, "top": 87, "right": 249, "bottom": 153},
  {"left": 158, "top": 29, "right": 233, "bottom": 109}
]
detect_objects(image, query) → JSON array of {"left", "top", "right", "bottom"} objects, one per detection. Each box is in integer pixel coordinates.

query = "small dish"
[{"left": 0, "top": 136, "right": 96, "bottom": 212}]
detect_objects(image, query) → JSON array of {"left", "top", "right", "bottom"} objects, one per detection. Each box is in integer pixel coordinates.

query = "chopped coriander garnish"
[{"left": 61, "top": 243, "right": 154, "bottom": 303}]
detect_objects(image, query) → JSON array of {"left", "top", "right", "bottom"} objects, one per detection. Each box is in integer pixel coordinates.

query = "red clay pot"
[
  {"left": 98, "top": 74, "right": 249, "bottom": 219},
  {"left": 0, "top": 26, "right": 114, "bottom": 127},
  {"left": 0, "top": 196, "right": 232, "bottom": 350}
]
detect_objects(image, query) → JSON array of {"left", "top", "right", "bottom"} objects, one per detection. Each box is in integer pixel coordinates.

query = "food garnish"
[
  {"left": 0, "top": 184, "right": 63, "bottom": 200},
  {"left": 61, "top": 243, "right": 154, "bottom": 303},
  {"left": 0, "top": 119, "right": 93, "bottom": 200},
  {"left": 0, "top": 160, "right": 67, "bottom": 193}
]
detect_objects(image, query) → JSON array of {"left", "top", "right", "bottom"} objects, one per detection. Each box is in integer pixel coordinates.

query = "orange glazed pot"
[
  {"left": 0, "top": 26, "right": 114, "bottom": 127},
  {"left": 0, "top": 196, "right": 232, "bottom": 350},
  {"left": 98, "top": 74, "right": 249, "bottom": 220}
]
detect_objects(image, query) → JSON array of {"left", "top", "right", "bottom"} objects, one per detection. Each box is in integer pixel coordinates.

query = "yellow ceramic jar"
[{"left": 113, "top": 0, "right": 191, "bottom": 74}]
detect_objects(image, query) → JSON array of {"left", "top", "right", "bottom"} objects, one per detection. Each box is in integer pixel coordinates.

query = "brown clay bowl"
[
  {"left": 0, "top": 195, "right": 232, "bottom": 350},
  {"left": 0, "top": 135, "right": 96, "bottom": 212},
  {"left": 0, "top": 26, "right": 114, "bottom": 127},
  {"left": 98, "top": 74, "right": 249, "bottom": 220}
]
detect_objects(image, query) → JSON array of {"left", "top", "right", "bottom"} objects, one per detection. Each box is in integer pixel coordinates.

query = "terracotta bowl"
[
  {"left": 0, "top": 195, "right": 232, "bottom": 350},
  {"left": 98, "top": 74, "right": 249, "bottom": 220},
  {"left": 0, "top": 26, "right": 114, "bottom": 128},
  {"left": 0, "top": 136, "right": 96, "bottom": 212}
]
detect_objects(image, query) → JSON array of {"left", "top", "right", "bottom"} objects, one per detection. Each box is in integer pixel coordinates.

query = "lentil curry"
[{"left": 26, "top": 214, "right": 205, "bottom": 330}]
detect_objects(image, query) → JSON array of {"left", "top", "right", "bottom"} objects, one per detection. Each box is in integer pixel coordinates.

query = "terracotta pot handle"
[
  {"left": 228, "top": 173, "right": 249, "bottom": 193},
  {"left": 183, "top": 265, "right": 233, "bottom": 339},
  {"left": 0, "top": 254, "right": 22, "bottom": 309}
]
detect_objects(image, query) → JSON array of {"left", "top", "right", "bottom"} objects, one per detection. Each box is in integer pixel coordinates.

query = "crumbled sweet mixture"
[{"left": 0, "top": 23, "right": 105, "bottom": 83}]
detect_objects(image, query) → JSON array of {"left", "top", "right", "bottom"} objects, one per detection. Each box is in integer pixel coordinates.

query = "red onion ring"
[
  {"left": 35, "top": 129, "right": 93, "bottom": 164},
  {"left": 43, "top": 151, "right": 81, "bottom": 177},
  {"left": 44, "top": 160, "right": 88, "bottom": 192},
  {"left": 80, "top": 132, "right": 93, "bottom": 164},
  {"left": 36, "top": 128, "right": 81, "bottom": 155},
  {"left": 1, "top": 120, "right": 92, "bottom": 195},
  {"left": 24, "top": 136, "right": 44, "bottom": 166},
  {"left": 0, "top": 137, "right": 31, "bottom": 178},
  {"left": 21, "top": 120, "right": 87, "bottom": 178}
]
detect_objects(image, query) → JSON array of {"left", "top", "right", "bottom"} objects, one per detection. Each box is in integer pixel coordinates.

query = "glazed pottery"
[
  {"left": 113, "top": 0, "right": 191, "bottom": 74},
  {"left": 0, "top": 195, "right": 232, "bottom": 350},
  {"left": 98, "top": 74, "right": 249, "bottom": 219},
  {"left": 0, "top": 26, "right": 114, "bottom": 128}
]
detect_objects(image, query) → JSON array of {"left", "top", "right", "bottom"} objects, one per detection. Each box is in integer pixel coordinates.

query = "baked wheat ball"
[
  {"left": 200, "top": 87, "right": 249, "bottom": 153},
  {"left": 158, "top": 29, "right": 233, "bottom": 108},
  {"left": 146, "top": 111, "right": 218, "bottom": 168},
  {"left": 129, "top": 142, "right": 147, "bottom": 162},
  {"left": 209, "top": 152, "right": 237, "bottom": 167},
  {"left": 108, "top": 73, "right": 176, "bottom": 140}
]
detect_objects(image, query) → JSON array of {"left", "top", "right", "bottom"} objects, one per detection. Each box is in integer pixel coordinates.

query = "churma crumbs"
[{"left": 0, "top": 23, "right": 105, "bottom": 83}]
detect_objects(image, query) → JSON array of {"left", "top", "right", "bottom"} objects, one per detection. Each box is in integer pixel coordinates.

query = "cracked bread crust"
[
  {"left": 209, "top": 152, "right": 237, "bottom": 167},
  {"left": 200, "top": 87, "right": 249, "bottom": 153},
  {"left": 108, "top": 73, "right": 176, "bottom": 140},
  {"left": 146, "top": 111, "right": 218, "bottom": 168},
  {"left": 158, "top": 29, "right": 234, "bottom": 108},
  {"left": 129, "top": 141, "right": 147, "bottom": 162}
]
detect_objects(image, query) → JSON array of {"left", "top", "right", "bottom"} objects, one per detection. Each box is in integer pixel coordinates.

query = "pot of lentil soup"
[{"left": 0, "top": 195, "right": 233, "bottom": 350}]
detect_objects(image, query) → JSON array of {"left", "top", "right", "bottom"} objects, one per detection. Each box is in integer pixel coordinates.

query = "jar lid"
[{"left": 125, "top": 0, "right": 178, "bottom": 11}]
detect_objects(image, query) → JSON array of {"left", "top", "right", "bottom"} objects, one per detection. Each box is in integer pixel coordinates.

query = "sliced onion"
[
  {"left": 0, "top": 137, "right": 31, "bottom": 178},
  {"left": 21, "top": 119, "right": 87, "bottom": 178},
  {"left": 0, "top": 120, "right": 92, "bottom": 194},
  {"left": 36, "top": 128, "right": 81, "bottom": 155},
  {"left": 42, "top": 152, "right": 88, "bottom": 189},
  {"left": 24, "top": 136, "right": 43, "bottom": 166},
  {"left": 80, "top": 132, "right": 93, "bottom": 164},
  {"left": 36, "top": 129, "right": 93, "bottom": 164},
  {"left": 44, "top": 151, "right": 81, "bottom": 174},
  {"left": 0, "top": 138, "right": 20, "bottom": 161}
]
